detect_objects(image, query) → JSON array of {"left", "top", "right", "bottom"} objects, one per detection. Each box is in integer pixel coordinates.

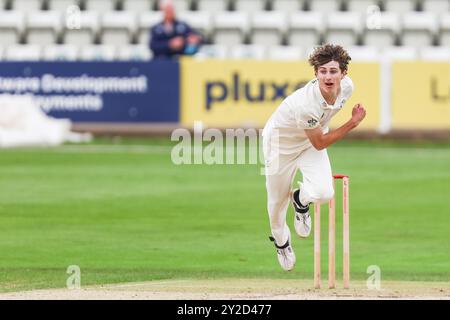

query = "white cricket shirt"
[{"left": 262, "top": 76, "right": 354, "bottom": 153}]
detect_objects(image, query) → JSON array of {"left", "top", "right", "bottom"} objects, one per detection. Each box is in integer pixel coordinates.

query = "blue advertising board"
[{"left": 0, "top": 60, "right": 179, "bottom": 122}]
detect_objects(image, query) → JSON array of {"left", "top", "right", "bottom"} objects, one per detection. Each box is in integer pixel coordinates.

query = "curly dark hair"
[{"left": 308, "top": 44, "right": 352, "bottom": 73}]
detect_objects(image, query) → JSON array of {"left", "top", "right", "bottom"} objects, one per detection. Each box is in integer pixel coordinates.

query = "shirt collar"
[{"left": 314, "top": 79, "right": 345, "bottom": 110}]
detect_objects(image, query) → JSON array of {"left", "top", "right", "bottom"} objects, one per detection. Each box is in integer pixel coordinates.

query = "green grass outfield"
[{"left": 0, "top": 137, "right": 449, "bottom": 292}]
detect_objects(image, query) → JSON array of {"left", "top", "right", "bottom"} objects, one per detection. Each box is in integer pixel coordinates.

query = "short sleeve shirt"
[{"left": 262, "top": 76, "right": 354, "bottom": 153}]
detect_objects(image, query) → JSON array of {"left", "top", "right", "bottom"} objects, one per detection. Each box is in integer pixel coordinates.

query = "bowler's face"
[{"left": 316, "top": 60, "right": 346, "bottom": 96}]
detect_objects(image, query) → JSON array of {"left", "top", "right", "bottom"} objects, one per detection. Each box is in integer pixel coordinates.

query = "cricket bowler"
[{"left": 262, "top": 44, "right": 366, "bottom": 271}]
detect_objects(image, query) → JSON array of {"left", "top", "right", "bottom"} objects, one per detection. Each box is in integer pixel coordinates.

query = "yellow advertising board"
[
  {"left": 180, "top": 58, "right": 379, "bottom": 130},
  {"left": 392, "top": 62, "right": 450, "bottom": 129}
]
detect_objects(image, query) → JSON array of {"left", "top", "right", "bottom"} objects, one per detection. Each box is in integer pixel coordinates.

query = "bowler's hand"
[{"left": 351, "top": 103, "right": 366, "bottom": 126}]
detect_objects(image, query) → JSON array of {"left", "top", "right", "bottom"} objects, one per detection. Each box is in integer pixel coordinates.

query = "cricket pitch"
[{"left": 0, "top": 279, "right": 449, "bottom": 300}]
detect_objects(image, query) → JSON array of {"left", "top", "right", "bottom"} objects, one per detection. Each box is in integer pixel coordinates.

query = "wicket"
[{"left": 313, "top": 174, "right": 350, "bottom": 289}]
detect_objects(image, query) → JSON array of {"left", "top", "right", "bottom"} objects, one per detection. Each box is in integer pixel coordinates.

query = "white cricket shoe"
[
  {"left": 292, "top": 189, "right": 312, "bottom": 238},
  {"left": 269, "top": 234, "right": 296, "bottom": 271}
]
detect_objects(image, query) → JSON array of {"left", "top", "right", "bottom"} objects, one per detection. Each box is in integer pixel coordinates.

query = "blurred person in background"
[
  {"left": 150, "top": 0, "right": 203, "bottom": 59},
  {"left": 263, "top": 44, "right": 366, "bottom": 271}
]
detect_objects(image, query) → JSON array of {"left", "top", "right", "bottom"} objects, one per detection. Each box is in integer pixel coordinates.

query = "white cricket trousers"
[{"left": 263, "top": 135, "right": 334, "bottom": 246}]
